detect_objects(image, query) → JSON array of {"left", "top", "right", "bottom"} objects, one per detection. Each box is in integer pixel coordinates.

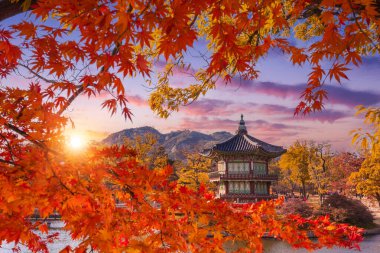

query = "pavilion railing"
[
  {"left": 220, "top": 173, "right": 278, "bottom": 180},
  {"left": 220, "top": 193, "right": 278, "bottom": 200}
]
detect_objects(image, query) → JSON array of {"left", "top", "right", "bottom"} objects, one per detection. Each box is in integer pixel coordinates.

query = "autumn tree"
[
  {"left": 330, "top": 152, "right": 363, "bottom": 195},
  {"left": 177, "top": 152, "right": 211, "bottom": 190},
  {"left": 350, "top": 106, "right": 380, "bottom": 206},
  {"left": 1, "top": 0, "right": 378, "bottom": 251},
  {"left": 307, "top": 142, "right": 333, "bottom": 204},
  {"left": 270, "top": 161, "right": 298, "bottom": 195},
  {"left": 279, "top": 140, "right": 311, "bottom": 199}
]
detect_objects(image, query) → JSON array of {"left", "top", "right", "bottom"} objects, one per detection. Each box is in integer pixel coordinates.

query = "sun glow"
[{"left": 68, "top": 135, "right": 85, "bottom": 149}]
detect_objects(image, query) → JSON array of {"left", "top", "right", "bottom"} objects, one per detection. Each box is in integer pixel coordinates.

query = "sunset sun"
[{"left": 68, "top": 135, "right": 85, "bottom": 149}]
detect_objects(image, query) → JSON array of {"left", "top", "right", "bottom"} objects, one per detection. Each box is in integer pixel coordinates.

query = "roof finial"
[{"left": 237, "top": 114, "right": 247, "bottom": 134}]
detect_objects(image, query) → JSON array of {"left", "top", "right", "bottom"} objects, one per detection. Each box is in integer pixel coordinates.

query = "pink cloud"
[
  {"left": 257, "top": 104, "right": 349, "bottom": 123},
  {"left": 181, "top": 99, "right": 255, "bottom": 116},
  {"left": 181, "top": 98, "right": 348, "bottom": 123},
  {"left": 218, "top": 79, "right": 380, "bottom": 107},
  {"left": 179, "top": 117, "right": 304, "bottom": 133},
  {"left": 127, "top": 94, "right": 147, "bottom": 107}
]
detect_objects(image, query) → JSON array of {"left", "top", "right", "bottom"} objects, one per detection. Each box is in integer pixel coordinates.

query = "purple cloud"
[
  {"left": 182, "top": 98, "right": 349, "bottom": 123},
  {"left": 258, "top": 104, "right": 349, "bottom": 123},
  {"left": 221, "top": 80, "right": 380, "bottom": 107},
  {"left": 179, "top": 117, "right": 303, "bottom": 133}
]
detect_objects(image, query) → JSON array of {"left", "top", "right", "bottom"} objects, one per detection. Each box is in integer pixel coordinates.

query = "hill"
[{"left": 102, "top": 127, "right": 233, "bottom": 160}]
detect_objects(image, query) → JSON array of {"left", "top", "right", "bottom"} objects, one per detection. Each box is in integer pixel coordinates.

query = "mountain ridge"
[{"left": 102, "top": 126, "right": 234, "bottom": 160}]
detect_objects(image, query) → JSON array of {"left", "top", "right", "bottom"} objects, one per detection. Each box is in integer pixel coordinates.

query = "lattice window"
[
  {"left": 228, "top": 162, "right": 249, "bottom": 174},
  {"left": 253, "top": 163, "right": 266, "bottom": 175},
  {"left": 255, "top": 182, "right": 268, "bottom": 194}
]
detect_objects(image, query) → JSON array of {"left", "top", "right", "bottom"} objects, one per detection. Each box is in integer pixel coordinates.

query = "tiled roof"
[
  {"left": 203, "top": 115, "right": 286, "bottom": 157},
  {"left": 213, "top": 133, "right": 285, "bottom": 154}
]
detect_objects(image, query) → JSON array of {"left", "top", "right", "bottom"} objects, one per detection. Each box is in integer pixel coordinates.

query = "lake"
[{"left": 1, "top": 231, "right": 379, "bottom": 252}]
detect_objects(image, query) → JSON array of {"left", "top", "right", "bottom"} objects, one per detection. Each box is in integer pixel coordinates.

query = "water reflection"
[{"left": 225, "top": 235, "right": 380, "bottom": 253}]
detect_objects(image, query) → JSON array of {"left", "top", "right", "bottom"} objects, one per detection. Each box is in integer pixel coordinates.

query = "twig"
[{"left": 19, "top": 63, "right": 57, "bottom": 84}]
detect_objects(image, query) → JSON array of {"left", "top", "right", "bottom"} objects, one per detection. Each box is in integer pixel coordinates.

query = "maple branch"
[
  {"left": 19, "top": 63, "right": 57, "bottom": 84},
  {"left": 0, "top": 158, "right": 16, "bottom": 165},
  {"left": 189, "top": 14, "right": 198, "bottom": 27},
  {"left": 348, "top": 0, "right": 380, "bottom": 51},
  {"left": 0, "top": 133, "right": 16, "bottom": 163},
  {"left": 138, "top": 0, "right": 152, "bottom": 17},
  {"left": 57, "top": 85, "right": 84, "bottom": 115},
  {"left": 45, "top": 154, "right": 76, "bottom": 196},
  {"left": 4, "top": 122, "right": 60, "bottom": 155},
  {"left": 57, "top": 43, "right": 121, "bottom": 116}
]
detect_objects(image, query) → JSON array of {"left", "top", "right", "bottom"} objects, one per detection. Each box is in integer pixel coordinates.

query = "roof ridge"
[
  {"left": 243, "top": 134, "right": 258, "bottom": 147},
  {"left": 214, "top": 133, "right": 239, "bottom": 147}
]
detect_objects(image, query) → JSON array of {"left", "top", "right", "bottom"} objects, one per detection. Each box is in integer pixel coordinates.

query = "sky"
[
  {"left": 65, "top": 51, "right": 380, "bottom": 151},
  {"left": 2, "top": 13, "right": 380, "bottom": 151}
]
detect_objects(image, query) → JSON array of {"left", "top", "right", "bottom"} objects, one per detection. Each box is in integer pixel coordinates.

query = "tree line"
[{"left": 275, "top": 106, "right": 380, "bottom": 207}]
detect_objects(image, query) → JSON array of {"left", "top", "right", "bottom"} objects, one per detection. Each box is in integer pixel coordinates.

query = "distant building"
[{"left": 202, "top": 115, "right": 286, "bottom": 203}]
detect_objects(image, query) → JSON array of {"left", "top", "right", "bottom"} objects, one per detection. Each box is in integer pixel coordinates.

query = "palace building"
[{"left": 203, "top": 115, "right": 286, "bottom": 203}]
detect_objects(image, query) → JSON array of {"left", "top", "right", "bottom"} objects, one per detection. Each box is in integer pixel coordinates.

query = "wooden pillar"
[
  {"left": 226, "top": 159, "right": 229, "bottom": 175},
  {"left": 250, "top": 181, "right": 255, "bottom": 194},
  {"left": 225, "top": 181, "right": 229, "bottom": 194},
  {"left": 266, "top": 160, "right": 269, "bottom": 175},
  {"left": 267, "top": 182, "right": 270, "bottom": 195}
]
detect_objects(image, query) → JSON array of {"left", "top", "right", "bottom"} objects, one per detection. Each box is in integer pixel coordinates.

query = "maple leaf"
[{"left": 329, "top": 63, "right": 350, "bottom": 83}]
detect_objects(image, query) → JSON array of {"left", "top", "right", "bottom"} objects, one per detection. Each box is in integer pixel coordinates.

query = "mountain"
[{"left": 102, "top": 127, "right": 233, "bottom": 160}]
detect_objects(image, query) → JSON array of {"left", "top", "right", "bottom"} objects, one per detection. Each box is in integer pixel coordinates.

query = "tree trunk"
[
  {"left": 376, "top": 193, "right": 380, "bottom": 208},
  {"left": 0, "top": 0, "right": 36, "bottom": 22},
  {"left": 301, "top": 181, "right": 306, "bottom": 199}
]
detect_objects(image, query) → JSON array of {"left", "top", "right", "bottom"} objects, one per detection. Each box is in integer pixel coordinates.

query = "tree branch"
[
  {"left": 19, "top": 63, "right": 57, "bottom": 84},
  {"left": 4, "top": 122, "right": 60, "bottom": 155}
]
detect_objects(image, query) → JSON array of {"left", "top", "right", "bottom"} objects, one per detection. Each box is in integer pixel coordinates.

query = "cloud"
[
  {"left": 290, "top": 110, "right": 349, "bottom": 123},
  {"left": 221, "top": 80, "right": 380, "bottom": 107},
  {"left": 181, "top": 98, "right": 349, "bottom": 123},
  {"left": 181, "top": 98, "right": 256, "bottom": 116},
  {"left": 258, "top": 104, "right": 349, "bottom": 123},
  {"left": 127, "top": 94, "right": 147, "bottom": 107},
  {"left": 179, "top": 117, "right": 303, "bottom": 133}
]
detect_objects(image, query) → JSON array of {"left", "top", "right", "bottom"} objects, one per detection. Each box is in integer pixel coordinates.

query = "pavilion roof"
[{"left": 202, "top": 115, "right": 286, "bottom": 157}]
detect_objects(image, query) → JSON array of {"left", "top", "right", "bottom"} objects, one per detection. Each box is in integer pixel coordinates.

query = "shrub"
[
  {"left": 317, "top": 194, "right": 374, "bottom": 228},
  {"left": 279, "top": 198, "right": 314, "bottom": 218}
]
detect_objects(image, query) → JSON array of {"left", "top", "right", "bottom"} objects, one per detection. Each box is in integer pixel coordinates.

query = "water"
[
  {"left": 262, "top": 235, "right": 380, "bottom": 253},
  {"left": 1, "top": 230, "right": 379, "bottom": 252}
]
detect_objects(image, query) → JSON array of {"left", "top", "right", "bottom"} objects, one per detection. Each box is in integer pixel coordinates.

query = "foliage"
[
  {"left": 1, "top": 0, "right": 379, "bottom": 118},
  {"left": 1, "top": 0, "right": 377, "bottom": 251},
  {"left": 279, "top": 141, "right": 357, "bottom": 204},
  {"left": 316, "top": 194, "right": 374, "bottom": 228},
  {"left": 123, "top": 133, "right": 170, "bottom": 169},
  {"left": 307, "top": 142, "right": 332, "bottom": 203},
  {"left": 177, "top": 153, "right": 211, "bottom": 190},
  {"left": 279, "top": 198, "right": 314, "bottom": 218},
  {"left": 270, "top": 161, "right": 298, "bottom": 195},
  {"left": 350, "top": 106, "right": 380, "bottom": 206},
  {"left": 330, "top": 152, "right": 363, "bottom": 195},
  {"left": 279, "top": 141, "right": 311, "bottom": 199}
]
